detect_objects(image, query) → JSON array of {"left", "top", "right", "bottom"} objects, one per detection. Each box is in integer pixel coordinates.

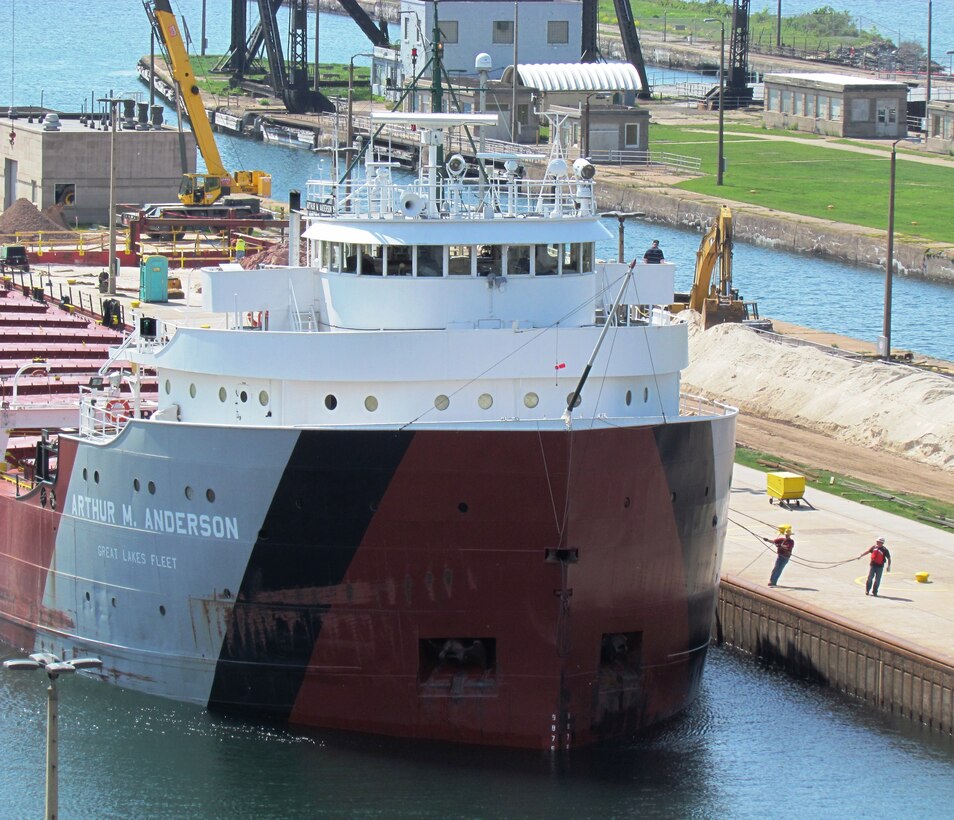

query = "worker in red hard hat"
[
  {"left": 763, "top": 525, "right": 794, "bottom": 588},
  {"left": 858, "top": 537, "right": 892, "bottom": 597}
]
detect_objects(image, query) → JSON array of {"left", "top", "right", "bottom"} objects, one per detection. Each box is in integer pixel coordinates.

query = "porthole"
[
  {"left": 523, "top": 392, "right": 539, "bottom": 409},
  {"left": 325, "top": 394, "right": 337, "bottom": 410},
  {"left": 458, "top": 502, "right": 469, "bottom": 513},
  {"left": 625, "top": 389, "right": 632, "bottom": 406},
  {"left": 85, "top": 591, "right": 90, "bottom": 602},
  {"left": 239, "top": 390, "right": 248, "bottom": 403},
  {"left": 206, "top": 488, "right": 216, "bottom": 503},
  {"left": 434, "top": 394, "right": 450, "bottom": 411},
  {"left": 643, "top": 387, "right": 649, "bottom": 403},
  {"left": 258, "top": 390, "right": 269, "bottom": 406},
  {"left": 623, "top": 497, "right": 631, "bottom": 508},
  {"left": 478, "top": 393, "right": 493, "bottom": 410},
  {"left": 94, "top": 470, "right": 100, "bottom": 484},
  {"left": 111, "top": 597, "right": 116, "bottom": 608},
  {"left": 258, "top": 528, "right": 269, "bottom": 541},
  {"left": 133, "top": 478, "right": 140, "bottom": 492},
  {"left": 185, "top": 486, "right": 193, "bottom": 500},
  {"left": 189, "top": 383, "right": 196, "bottom": 399},
  {"left": 164, "top": 379, "right": 171, "bottom": 395},
  {"left": 159, "top": 605, "right": 166, "bottom": 616},
  {"left": 148, "top": 481, "right": 156, "bottom": 495},
  {"left": 566, "top": 392, "right": 582, "bottom": 409},
  {"left": 218, "top": 387, "right": 227, "bottom": 403},
  {"left": 364, "top": 395, "right": 379, "bottom": 412},
  {"left": 82, "top": 468, "right": 88, "bottom": 481}
]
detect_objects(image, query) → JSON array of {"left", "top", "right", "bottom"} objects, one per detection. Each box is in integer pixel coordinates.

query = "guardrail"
[{"left": 587, "top": 149, "right": 703, "bottom": 174}]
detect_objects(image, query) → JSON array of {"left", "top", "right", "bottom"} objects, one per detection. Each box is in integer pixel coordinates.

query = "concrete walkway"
[{"left": 725, "top": 464, "right": 954, "bottom": 664}]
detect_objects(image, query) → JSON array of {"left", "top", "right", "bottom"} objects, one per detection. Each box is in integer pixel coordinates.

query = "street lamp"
[
  {"left": 346, "top": 52, "right": 375, "bottom": 151},
  {"left": 882, "top": 136, "right": 921, "bottom": 360},
  {"left": 705, "top": 18, "right": 726, "bottom": 186},
  {"left": 4, "top": 653, "right": 103, "bottom": 820},
  {"left": 600, "top": 211, "right": 646, "bottom": 263}
]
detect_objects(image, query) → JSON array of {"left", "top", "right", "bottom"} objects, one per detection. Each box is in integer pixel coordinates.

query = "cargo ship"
[{"left": 0, "top": 101, "right": 736, "bottom": 749}]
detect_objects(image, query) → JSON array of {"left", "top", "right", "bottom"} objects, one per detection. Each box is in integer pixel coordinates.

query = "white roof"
[
  {"left": 372, "top": 112, "right": 499, "bottom": 128},
  {"left": 502, "top": 62, "right": 642, "bottom": 93},
  {"left": 764, "top": 72, "right": 908, "bottom": 90},
  {"left": 303, "top": 217, "right": 611, "bottom": 246}
]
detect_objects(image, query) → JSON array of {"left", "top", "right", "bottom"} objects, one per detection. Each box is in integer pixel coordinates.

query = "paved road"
[{"left": 726, "top": 464, "right": 954, "bottom": 664}]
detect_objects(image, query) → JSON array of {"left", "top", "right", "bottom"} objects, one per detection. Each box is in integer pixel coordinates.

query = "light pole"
[
  {"left": 776, "top": 0, "right": 782, "bottom": 50},
  {"left": 705, "top": 18, "right": 725, "bottom": 185},
  {"left": 882, "top": 136, "right": 920, "bottom": 360},
  {"left": 98, "top": 96, "right": 132, "bottom": 295},
  {"left": 600, "top": 211, "right": 645, "bottom": 263},
  {"left": 346, "top": 52, "right": 374, "bottom": 150},
  {"left": 926, "top": 0, "right": 932, "bottom": 102},
  {"left": 4, "top": 653, "right": 103, "bottom": 820}
]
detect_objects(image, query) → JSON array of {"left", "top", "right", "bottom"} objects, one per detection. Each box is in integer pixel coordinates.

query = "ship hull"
[{"left": 0, "top": 414, "right": 735, "bottom": 750}]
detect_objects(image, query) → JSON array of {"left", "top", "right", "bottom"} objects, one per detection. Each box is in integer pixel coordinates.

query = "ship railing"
[
  {"left": 304, "top": 175, "right": 597, "bottom": 220},
  {"left": 679, "top": 392, "right": 736, "bottom": 418},
  {"left": 78, "top": 386, "right": 137, "bottom": 439}
]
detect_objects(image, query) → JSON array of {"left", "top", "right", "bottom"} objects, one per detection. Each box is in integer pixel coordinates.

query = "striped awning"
[{"left": 501, "top": 62, "right": 642, "bottom": 93}]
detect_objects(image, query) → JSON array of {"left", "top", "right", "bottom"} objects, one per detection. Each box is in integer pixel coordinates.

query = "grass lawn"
[
  {"left": 648, "top": 123, "right": 954, "bottom": 244},
  {"left": 735, "top": 447, "right": 954, "bottom": 533}
]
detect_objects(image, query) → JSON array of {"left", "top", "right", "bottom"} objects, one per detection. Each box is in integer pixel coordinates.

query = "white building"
[{"left": 399, "top": 0, "right": 582, "bottom": 82}]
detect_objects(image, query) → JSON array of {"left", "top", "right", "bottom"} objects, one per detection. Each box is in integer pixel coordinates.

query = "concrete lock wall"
[{"left": 716, "top": 577, "right": 954, "bottom": 735}]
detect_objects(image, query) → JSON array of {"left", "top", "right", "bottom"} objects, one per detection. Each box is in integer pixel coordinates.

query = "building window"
[
  {"left": 767, "top": 88, "right": 780, "bottom": 111},
  {"left": 54, "top": 183, "right": 76, "bottom": 207},
  {"left": 493, "top": 20, "right": 514, "bottom": 44},
  {"left": 830, "top": 97, "right": 842, "bottom": 121},
  {"left": 816, "top": 94, "right": 829, "bottom": 119},
  {"left": 781, "top": 90, "right": 792, "bottom": 113},
  {"left": 440, "top": 20, "right": 458, "bottom": 44},
  {"left": 794, "top": 93, "right": 804, "bottom": 116},
  {"left": 624, "top": 123, "right": 640, "bottom": 147},
  {"left": 851, "top": 98, "right": 871, "bottom": 122},
  {"left": 547, "top": 20, "right": 569, "bottom": 44}
]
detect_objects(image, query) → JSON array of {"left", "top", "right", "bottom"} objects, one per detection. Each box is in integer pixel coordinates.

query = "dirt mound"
[
  {"left": 240, "top": 241, "right": 306, "bottom": 268},
  {"left": 41, "top": 203, "right": 70, "bottom": 230},
  {"left": 0, "top": 198, "right": 69, "bottom": 235}
]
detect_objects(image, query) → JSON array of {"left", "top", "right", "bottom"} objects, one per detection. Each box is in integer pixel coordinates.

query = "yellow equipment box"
[{"left": 766, "top": 471, "right": 806, "bottom": 501}]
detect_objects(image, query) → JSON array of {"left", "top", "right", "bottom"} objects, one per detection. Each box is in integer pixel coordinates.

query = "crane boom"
[
  {"left": 144, "top": 0, "right": 270, "bottom": 205},
  {"left": 149, "top": 0, "right": 228, "bottom": 178}
]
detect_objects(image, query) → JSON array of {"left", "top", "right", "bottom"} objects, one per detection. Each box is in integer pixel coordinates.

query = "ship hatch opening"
[
  {"left": 419, "top": 637, "right": 496, "bottom": 693},
  {"left": 599, "top": 631, "right": 643, "bottom": 685}
]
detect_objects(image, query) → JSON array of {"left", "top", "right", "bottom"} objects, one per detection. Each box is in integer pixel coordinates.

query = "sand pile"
[
  {"left": 683, "top": 319, "right": 954, "bottom": 473},
  {"left": 0, "top": 198, "right": 69, "bottom": 235}
]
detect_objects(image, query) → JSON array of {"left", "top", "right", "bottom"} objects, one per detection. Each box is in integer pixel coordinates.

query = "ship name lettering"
[
  {"left": 123, "top": 549, "right": 147, "bottom": 564},
  {"left": 122, "top": 504, "right": 134, "bottom": 527},
  {"left": 144, "top": 507, "right": 239, "bottom": 540},
  {"left": 151, "top": 553, "right": 177, "bottom": 570},
  {"left": 70, "top": 494, "right": 116, "bottom": 524},
  {"left": 97, "top": 545, "right": 118, "bottom": 560}
]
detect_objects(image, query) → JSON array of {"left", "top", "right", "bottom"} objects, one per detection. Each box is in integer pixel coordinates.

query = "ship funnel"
[{"left": 400, "top": 191, "right": 426, "bottom": 217}]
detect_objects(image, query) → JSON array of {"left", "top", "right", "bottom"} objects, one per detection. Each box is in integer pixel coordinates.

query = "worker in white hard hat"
[
  {"left": 763, "top": 524, "right": 794, "bottom": 588},
  {"left": 858, "top": 537, "right": 892, "bottom": 596}
]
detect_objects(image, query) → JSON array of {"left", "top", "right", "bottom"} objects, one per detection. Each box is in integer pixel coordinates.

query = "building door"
[
  {"left": 3, "top": 159, "right": 16, "bottom": 209},
  {"left": 876, "top": 100, "right": 898, "bottom": 137}
]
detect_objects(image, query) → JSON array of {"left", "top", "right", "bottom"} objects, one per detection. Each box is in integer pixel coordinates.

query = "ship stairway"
[{"left": 288, "top": 282, "right": 318, "bottom": 332}]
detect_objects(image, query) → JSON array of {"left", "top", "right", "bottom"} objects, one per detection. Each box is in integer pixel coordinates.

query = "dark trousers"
[
  {"left": 769, "top": 555, "right": 790, "bottom": 585},
  {"left": 866, "top": 564, "right": 885, "bottom": 595}
]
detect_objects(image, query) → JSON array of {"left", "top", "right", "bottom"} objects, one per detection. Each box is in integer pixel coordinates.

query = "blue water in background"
[{"left": 0, "top": 0, "right": 951, "bottom": 362}]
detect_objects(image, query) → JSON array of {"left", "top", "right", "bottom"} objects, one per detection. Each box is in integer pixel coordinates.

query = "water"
[
  {"left": 2, "top": 643, "right": 952, "bottom": 818},
  {"left": 753, "top": 0, "right": 954, "bottom": 57}
]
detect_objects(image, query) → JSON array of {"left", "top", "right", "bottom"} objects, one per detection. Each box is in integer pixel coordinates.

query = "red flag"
[{"left": 554, "top": 362, "right": 566, "bottom": 370}]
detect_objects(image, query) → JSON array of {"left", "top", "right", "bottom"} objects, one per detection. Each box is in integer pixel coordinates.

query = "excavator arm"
[{"left": 688, "top": 205, "right": 732, "bottom": 312}]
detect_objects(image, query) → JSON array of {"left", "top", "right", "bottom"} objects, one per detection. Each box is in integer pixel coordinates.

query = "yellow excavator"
[
  {"left": 671, "top": 205, "right": 763, "bottom": 329},
  {"left": 146, "top": 0, "right": 271, "bottom": 206}
]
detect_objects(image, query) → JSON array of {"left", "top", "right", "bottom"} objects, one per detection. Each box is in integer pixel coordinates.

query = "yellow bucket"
[{"left": 915, "top": 572, "right": 930, "bottom": 583}]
